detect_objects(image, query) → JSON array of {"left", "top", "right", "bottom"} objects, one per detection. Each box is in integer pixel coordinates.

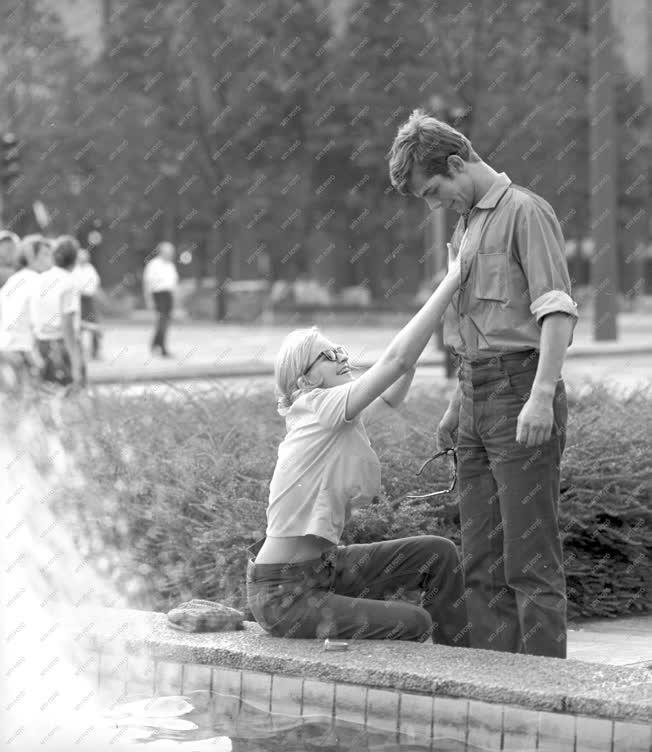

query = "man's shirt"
[
  {"left": 0, "top": 267, "right": 40, "bottom": 351},
  {"left": 143, "top": 257, "right": 178, "bottom": 294},
  {"left": 32, "top": 266, "right": 80, "bottom": 340},
  {"left": 71, "top": 261, "right": 100, "bottom": 297},
  {"left": 443, "top": 173, "right": 578, "bottom": 360}
]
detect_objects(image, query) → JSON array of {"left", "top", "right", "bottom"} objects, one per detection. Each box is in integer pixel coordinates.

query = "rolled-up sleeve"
[
  {"left": 309, "top": 383, "right": 355, "bottom": 429},
  {"left": 515, "top": 198, "right": 578, "bottom": 326}
]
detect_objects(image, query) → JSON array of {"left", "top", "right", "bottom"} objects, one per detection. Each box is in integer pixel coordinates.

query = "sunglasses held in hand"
[{"left": 406, "top": 447, "right": 458, "bottom": 500}]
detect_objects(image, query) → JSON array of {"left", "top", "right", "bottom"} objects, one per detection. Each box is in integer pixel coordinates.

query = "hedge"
[{"left": 12, "top": 379, "right": 651, "bottom": 621}]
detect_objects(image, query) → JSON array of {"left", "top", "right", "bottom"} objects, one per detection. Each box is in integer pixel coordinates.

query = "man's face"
[
  {"left": 34, "top": 243, "right": 53, "bottom": 272},
  {"left": 159, "top": 243, "right": 175, "bottom": 261},
  {"left": 410, "top": 160, "right": 473, "bottom": 215},
  {"left": 0, "top": 239, "right": 16, "bottom": 266}
]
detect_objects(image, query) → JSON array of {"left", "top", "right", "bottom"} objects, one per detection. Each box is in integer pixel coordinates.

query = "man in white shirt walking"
[
  {"left": 0, "top": 234, "right": 52, "bottom": 393},
  {"left": 0, "top": 230, "right": 20, "bottom": 289},
  {"left": 143, "top": 241, "right": 178, "bottom": 358},
  {"left": 71, "top": 247, "right": 102, "bottom": 360},
  {"left": 32, "top": 235, "right": 84, "bottom": 389}
]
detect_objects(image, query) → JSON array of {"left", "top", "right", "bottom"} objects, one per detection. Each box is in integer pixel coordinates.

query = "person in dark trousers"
[
  {"left": 32, "top": 235, "right": 85, "bottom": 390},
  {"left": 71, "top": 247, "right": 102, "bottom": 360},
  {"left": 143, "top": 241, "right": 178, "bottom": 358},
  {"left": 389, "top": 109, "right": 578, "bottom": 659}
]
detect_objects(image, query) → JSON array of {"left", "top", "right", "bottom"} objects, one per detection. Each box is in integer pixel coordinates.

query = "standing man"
[
  {"left": 0, "top": 235, "right": 51, "bottom": 393},
  {"left": 389, "top": 110, "right": 578, "bottom": 658},
  {"left": 0, "top": 230, "right": 20, "bottom": 288},
  {"left": 143, "top": 241, "right": 178, "bottom": 358},
  {"left": 32, "top": 235, "right": 85, "bottom": 389},
  {"left": 71, "top": 247, "right": 102, "bottom": 360}
]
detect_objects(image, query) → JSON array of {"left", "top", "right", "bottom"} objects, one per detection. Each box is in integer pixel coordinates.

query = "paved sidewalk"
[
  {"left": 568, "top": 614, "right": 652, "bottom": 667},
  {"left": 86, "top": 310, "right": 652, "bottom": 385}
]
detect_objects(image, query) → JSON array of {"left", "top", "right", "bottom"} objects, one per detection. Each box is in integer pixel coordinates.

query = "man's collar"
[{"left": 474, "top": 172, "right": 511, "bottom": 210}]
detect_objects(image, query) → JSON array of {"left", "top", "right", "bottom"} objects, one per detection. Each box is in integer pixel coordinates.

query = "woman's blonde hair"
[{"left": 274, "top": 326, "right": 328, "bottom": 415}]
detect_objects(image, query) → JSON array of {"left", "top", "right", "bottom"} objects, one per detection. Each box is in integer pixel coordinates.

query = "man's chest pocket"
[{"left": 473, "top": 250, "right": 509, "bottom": 303}]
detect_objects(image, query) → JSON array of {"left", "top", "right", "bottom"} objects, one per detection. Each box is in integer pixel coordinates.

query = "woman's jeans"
[
  {"left": 246, "top": 536, "right": 470, "bottom": 646},
  {"left": 457, "top": 350, "right": 568, "bottom": 658}
]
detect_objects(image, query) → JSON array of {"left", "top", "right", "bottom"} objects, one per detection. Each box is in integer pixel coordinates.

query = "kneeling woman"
[{"left": 247, "top": 257, "right": 469, "bottom": 646}]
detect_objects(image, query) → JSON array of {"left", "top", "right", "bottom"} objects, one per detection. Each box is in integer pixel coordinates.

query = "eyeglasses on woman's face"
[{"left": 303, "top": 345, "right": 349, "bottom": 376}]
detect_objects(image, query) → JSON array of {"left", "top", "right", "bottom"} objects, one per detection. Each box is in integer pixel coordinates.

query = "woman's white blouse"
[{"left": 266, "top": 382, "right": 382, "bottom": 544}]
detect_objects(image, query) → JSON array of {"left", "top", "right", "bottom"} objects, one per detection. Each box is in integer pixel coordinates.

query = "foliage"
[{"left": 0, "top": 0, "right": 648, "bottom": 301}]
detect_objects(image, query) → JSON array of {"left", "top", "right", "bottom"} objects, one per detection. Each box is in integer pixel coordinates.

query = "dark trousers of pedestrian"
[
  {"left": 37, "top": 338, "right": 87, "bottom": 388},
  {"left": 456, "top": 349, "right": 568, "bottom": 658},
  {"left": 246, "top": 535, "right": 470, "bottom": 646},
  {"left": 151, "top": 290, "right": 173, "bottom": 355},
  {"left": 80, "top": 295, "right": 101, "bottom": 359}
]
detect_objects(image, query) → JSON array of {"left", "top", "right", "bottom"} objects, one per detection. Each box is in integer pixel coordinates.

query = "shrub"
[{"left": 21, "top": 381, "right": 652, "bottom": 620}]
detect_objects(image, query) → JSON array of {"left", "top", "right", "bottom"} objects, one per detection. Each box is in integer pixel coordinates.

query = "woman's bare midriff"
[{"left": 254, "top": 535, "right": 335, "bottom": 565}]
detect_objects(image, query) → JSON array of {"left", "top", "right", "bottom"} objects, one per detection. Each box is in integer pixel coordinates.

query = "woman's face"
[
  {"left": 34, "top": 242, "right": 53, "bottom": 272},
  {"left": 304, "top": 337, "right": 353, "bottom": 389}
]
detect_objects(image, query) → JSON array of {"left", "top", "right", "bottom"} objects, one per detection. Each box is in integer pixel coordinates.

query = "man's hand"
[
  {"left": 516, "top": 390, "right": 554, "bottom": 447},
  {"left": 436, "top": 406, "right": 459, "bottom": 451}
]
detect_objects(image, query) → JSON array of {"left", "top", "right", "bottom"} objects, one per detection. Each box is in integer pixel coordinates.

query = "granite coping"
[{"left": 61, "top": 606, "right": 652, "bottom": 724}]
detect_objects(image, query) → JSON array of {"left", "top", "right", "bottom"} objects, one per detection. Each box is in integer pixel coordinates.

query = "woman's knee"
[
  {"left": 401, "top": 606, "right": 433, "bottom": 642},
  {"left": 417, "top": 535, "right": 461, "bottom": 573}
]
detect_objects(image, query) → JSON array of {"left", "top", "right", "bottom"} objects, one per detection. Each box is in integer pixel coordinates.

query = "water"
[{"left": 99, "top": 689, "right": 476, "bottom": 751}]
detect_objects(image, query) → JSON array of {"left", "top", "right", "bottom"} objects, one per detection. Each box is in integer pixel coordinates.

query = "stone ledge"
[{"left": 65, "top": 606, "right": 651, "bottom": 724}]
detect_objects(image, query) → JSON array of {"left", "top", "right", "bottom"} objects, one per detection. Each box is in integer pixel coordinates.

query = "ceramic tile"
[
  {"left": 181, "top": 663, "right": 212, "bottom": 693},
  {"left": 467, "top": 699, "right": 503, "bottom": 750},
  {"left": 612, "top": 720, "right": 652, "bottom": 752},
  {"left": 538, "top": 711, "right": 576, "bottom": 752},
  {"left": 398, "top": 691, "right": 434, "bottom": 742},
  {"left": 271, "top": 674, "right": 303, "bottom": 717},
  {"left": 154, "top": 660, "right": 183, "bottom": 695},
  {"left": 334, "top": 682, "right": 367, "bottom": 727},
  {"left": 124, "top": 651, "right": 155, "bottom": 696},
  {"left": 501, "top": 706, "right": 539, "bottom": 750},
  {"left": 302, "top": 678, "right": 335, "bottom": 721},
  {"left": 366, "top": 687, "right": 400, "bottom": 734},
  {"left": 575, "top": 716, "right": 614, "bottom": 752},
  {"left": 211, "top": 667, "right": 242, "bottom": 699},
  {"left": 241, "top": 669, "right": 272, "bottom": 713},
  {"left": 433, "top": 696, "right": 469, "bottom": 744}
]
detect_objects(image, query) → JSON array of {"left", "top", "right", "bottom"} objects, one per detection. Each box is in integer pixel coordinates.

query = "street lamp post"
[{"left": 589, "top": 0, "right": 618, "bottom": 340}]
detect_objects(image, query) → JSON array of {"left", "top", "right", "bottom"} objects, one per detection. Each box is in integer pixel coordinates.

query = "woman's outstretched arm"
[
  {"left": 380, "top": 365, "right": 416, "bottom": 407},
  {"left": 345, "top": 246, "right": 460, "bottom": 421}
]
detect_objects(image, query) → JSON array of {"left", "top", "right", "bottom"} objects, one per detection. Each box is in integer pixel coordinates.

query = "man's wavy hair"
[
  {"left": 53, "top": 235, "right": 80, "bottom": 270},
  {"left": 389, "top": 108, "right": 480, "bottom": 195},
  {"left": 274, "top": 326, "right": 328, "bottom": 416}
]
